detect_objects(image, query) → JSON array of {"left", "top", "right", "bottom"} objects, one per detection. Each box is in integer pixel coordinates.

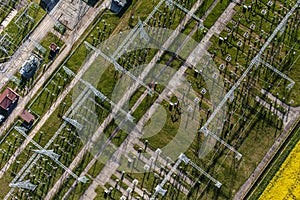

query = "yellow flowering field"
[{"left": 259, "top": 140, "right": 300, "bottom": 200}]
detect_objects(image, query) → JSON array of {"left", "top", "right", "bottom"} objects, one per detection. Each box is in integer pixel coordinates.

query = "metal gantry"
[
  {"left": 62, "top": 116, "right": 84, "bottom": 131},
  {"left": 0, "top": 34, "right": 13, "bottom": 55},
  {"left": 84, "top": 41, "right": 153, "bottom": 95},
  {"left": 63, "top": 65, "right": 135, "bottom": 122},
  {"left": 199, "top": 0, "right": 300, "bottom": 159},
  {"left": 165, "top": 0, "right": 204, "bottom": 28},
  {"left": 13, "top": 126, "right": 88, "bottom": 183},
  {"left": 188, "top": 158, "right": 222, "bottom": 188},
  {"left": 28, "top": 37, "right": 47, "bottom": 54},
  {"left": 9, "top": 180, "right": 37, "bottom": 191},
  {"left": 14, "top": 2, "right": 35, "bottom": 29},
  {"left": 4, "top": 89, "right": 92, "bottom": 200},
  {"left": 32, "top": 149, "right": 60, "bottom": 161},
  {"left": 138, "top": 17, "right": 151, "bottom": 42},
  {"left": 151, "top": 153, "right": 221, "bottom": 199},
  {"left": 112, "top": 0, "right": 165, "bottom": 60},
  {"left": 257, "top": 58, "right": 295, "bottom": 89}
]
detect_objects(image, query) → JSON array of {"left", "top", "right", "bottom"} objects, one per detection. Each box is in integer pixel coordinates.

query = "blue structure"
[
  {"left": 110, "top": 0, "right": 127, "bottom": 14},
  {"left": 19, "top": 55, "right": 40, "bottom": 79}
]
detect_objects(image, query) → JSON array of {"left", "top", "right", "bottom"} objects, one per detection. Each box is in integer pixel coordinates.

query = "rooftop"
[
  {"left": 19, "top": 109, "right": 35, "bottom": 124},
  {"left": 0, "top": 88, "right": 19, "bottom": 110}
]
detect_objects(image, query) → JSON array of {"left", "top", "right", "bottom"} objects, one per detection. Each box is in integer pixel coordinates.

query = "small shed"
[{"left": 20, "top": 109, "right": 35, "bottom": 124}]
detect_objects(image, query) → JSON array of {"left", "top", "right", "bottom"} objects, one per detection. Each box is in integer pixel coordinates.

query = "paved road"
[
  {"left": 0, "top": 0, "right": 110, "bottom": 179},
  {"left": 79, "top": 2, "right": 237, "bottom": 199}
]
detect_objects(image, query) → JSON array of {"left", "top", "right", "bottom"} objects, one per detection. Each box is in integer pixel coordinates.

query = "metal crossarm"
[
  {"left": 199, "top": 0, "right": 300, "bottom": 158},
  {"left": 151, "top": 155, "right": 182, "bottom": 199},
  {"left": 9, "top": 180, "right": 37, "bottom": 191},
  {"left": 32, "top": 149, "right": 60, "bottom": 160},
  {"left": 62, "top": 116, "right": 84, "bottom": 131},
  {"left": 63, "top": 66, "right": 135, "bottom": 122},
  {"left": 84, "top": 41, "right": 153, "bottom": 95},
  {"left": 14, "top": 126, "right": 88, "bottom": 183},
  {"left": 188, "top": 159, "right": 222, "bottom": 188},
  {"left": 15, "top": 126, "right": 46, "bottom": 150},
  {"left": 200, "top": 127, "right": 242, "bottom": 160},
  {"left": 166, "top": 0, "right": 204, "bottom": 25},
  {"left": 138, "top": 17, "right": 150, "bottom": 42},
  {"left": 258, "top": 58, "right": 295, "bottom": 89},
  {"left": 28, "top": 37, "right": 47, "bottom": 54},
  {"left": 151, "top": 153, "right": 221, "bottom": 199}
]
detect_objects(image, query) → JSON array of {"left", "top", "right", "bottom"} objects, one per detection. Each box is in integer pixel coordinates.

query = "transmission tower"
[
  {"left": 62, "top": 116, "right": 84, "bottom": 131},
  {"left": 13, "top": 126, "right": 88, "bottom": 183},
  {"left": 9, "top": 180, "right": 37, "bottom": 191},
  {"left": 165, "top": 0, "right": 204, "bottom": 28},
  {"left": 199, "top": 0, "right": 300, "bottom": 159},
  {"left": 151, "top": 153, "right": 221, "bottom": 199},
  {"left": 84, "top": 41, "right": 153, "bottom": 95},
  {"left": 138, "top": 17, "right": 150, "bottom": 42},
  {"left": 63, "top": 65, "right": 135, "bottom": 122}
]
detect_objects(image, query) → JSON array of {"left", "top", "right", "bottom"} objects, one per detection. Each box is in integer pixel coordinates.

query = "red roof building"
[
  {"left": 0, "top": 88, "right": 19, "bottom": 111},
  {"left": 20, "top": 109, "right": 35, "bottom": 124}
]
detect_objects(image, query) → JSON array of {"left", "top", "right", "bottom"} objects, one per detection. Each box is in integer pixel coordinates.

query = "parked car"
[{"left": 0, "top": 114, "right": 5, "bottom": 123}]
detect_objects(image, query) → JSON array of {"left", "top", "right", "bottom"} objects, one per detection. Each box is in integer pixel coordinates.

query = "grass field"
[{"left": 258, "top": 132, "right": 300, "bottom": 199}]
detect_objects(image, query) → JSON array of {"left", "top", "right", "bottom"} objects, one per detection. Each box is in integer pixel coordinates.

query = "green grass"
[
  {"left": 0, "top": 0, "right": 19, "bottom": 23},
  {"left": 141, "top": 100, "right": 180, "bottom": 150},
  {"left": 132, "top": 93, "right": 158, "bottom": 122},
  {"left": 40, "top": 32, "right": 65, "bottom": 63},
  {"left": 0, "top": 2, "right": 46, "bottom": 62},
  {"left": 203, "top": 0, "right": 231, "bottom": 28},
  {"left": 195, "top": 0, "right": 216, "bottom": 18},
  {"left": 247, "top": 121, "right": 300, "bottom": 200}
]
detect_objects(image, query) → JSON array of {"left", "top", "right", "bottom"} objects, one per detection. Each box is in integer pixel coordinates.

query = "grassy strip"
[
  {"left": 0, "top": 3, "right": 46, "bottom": 61},
  {"left": 203, "top": 0, "right": 231, "bottom": 28},
  {"left": 246, "top": 119, "right": 300, "bottom": 200}
]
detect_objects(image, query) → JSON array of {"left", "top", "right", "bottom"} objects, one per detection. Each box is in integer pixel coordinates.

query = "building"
[
  {"left": 20, "top": 109, "right": 35, "bottom": 127},
  {"left": 40, "top": 0, "right": 60, "bottom": 12},
  {"left": 0, "top": 88, "right": 19, "bottom": 112},
  {"left": 110, "top": 0, "right": 127, "bottom": 14},
  {"left": 19, "top": 55, "right": 40, "bottom": 79},
  {"left": 49, "top": 43, "right": 60, "bottom": 60}
]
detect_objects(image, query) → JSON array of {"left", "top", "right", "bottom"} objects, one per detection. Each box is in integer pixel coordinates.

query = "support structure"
[
  {"left": 9, "top": 180, "right": 37, "bottom": 191},
  {"left": 165, "top": 0, "right": 204, "bottom": 28},
  {"left": 84, "top": 41, "right": 153, "bottom": 95},
  {"left": 257, "top": 58, "right": 295, "bottom": 89},
  {"left": 63, "top": 65, "right": 134, "bottom": 122},
  {"left": 62, "top": 116, "right": 84, "bottom": 131},
  {"left": 4, "top": 89, "right": 92, "bottom": 200},
  {"left": 0, "top": 34, "right": 13, "bottom": 55},
  {"left": 151, "top": 153, "right": 221, "bottom": 199},
  {"left": 199, "top": 0, "right": 300, "bottom": 159},
  {"left": 28, "top": 37, "right": 47, "bottom": 54},
  {"left": 188, "top": 158, "right": 222, "bottom": 188},
  {"left": 200, "top": 127, "right": 242, "bottom": 160},
  {"left": 138, "top": 17, "right": 150, "bottom": 42},
  {"left": 14, "top": 2, "right": 35, "bottom": 29},
  {"left": 32, "top": 149, "right": 60, "bottom": 161},
  {"left": 112, "top": 0, "right": 165, "bottom": 59},
  {"left": 14, "top": 126, "right": 88, "bottom": 183}
]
